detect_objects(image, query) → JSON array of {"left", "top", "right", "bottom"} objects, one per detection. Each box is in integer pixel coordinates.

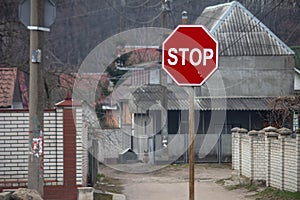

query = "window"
[{"left": 149, "top": 69, "right": 160, "bottom": 84}]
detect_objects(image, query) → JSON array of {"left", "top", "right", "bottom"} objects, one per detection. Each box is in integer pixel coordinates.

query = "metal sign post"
[
  {"left": 161, "top": 22, "right": 219, "bottom": 200},
  {"left": 189, "top": 87, "right": 195, "bottom": 200}
]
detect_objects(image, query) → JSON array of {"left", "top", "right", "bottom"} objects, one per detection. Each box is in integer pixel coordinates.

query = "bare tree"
[{"left": 270, "top": 95, "right": 300, "bottom": 128}]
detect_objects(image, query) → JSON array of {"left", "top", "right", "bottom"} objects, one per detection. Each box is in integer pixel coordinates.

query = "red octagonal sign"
[{"left": 162, "top": 25, "right": 218, "bottom": 86}]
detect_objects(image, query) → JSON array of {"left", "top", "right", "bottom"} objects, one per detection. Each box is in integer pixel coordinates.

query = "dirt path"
[{"left": 99, "top": 163, "right": 254, "bottom": 200}]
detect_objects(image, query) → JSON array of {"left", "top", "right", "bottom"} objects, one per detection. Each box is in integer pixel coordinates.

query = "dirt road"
[{"left": 99, "top": 163, "right": 253, "bottom": 200}]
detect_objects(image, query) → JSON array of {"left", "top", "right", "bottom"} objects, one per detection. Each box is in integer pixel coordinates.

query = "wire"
[
  {"left": 104, "top": 0, "right": 163, "bottom": 25},
  {"left": 123, "top": 0, "right": 152, "bottom": 9},
  {"left": 146, "top": 1, "right": 162, "bottom": 9},
  {"left": 171, "top": 0, "right": 277, "bottom": 28},
  {"left": 55, "top": 6, "right": 112, "bottom": 22},
  {"left": 46, "top": 0, "right": 296, "bottom": 59},
  {"left": 219, "top": 0, "right": 285, "bottom": 55}
]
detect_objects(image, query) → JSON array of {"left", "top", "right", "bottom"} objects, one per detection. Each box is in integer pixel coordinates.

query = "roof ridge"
[
  {"left": 210, "top": 1, "right": 237, "bottom": 34},
  {"left": 235, "top": 1, "right": 294, "bottom": 55},
  {"left": 203, "top": 1, "right": 294, "bottom": 55}
]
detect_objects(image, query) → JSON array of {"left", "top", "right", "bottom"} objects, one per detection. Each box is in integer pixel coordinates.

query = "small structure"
[{"left": 118, "top": 148, "right": 138, "bottom": 164}]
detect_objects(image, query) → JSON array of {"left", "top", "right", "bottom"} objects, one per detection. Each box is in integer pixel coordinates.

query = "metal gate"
[{"left": 194, "top": 125, "right": 232, "bottom": 163}]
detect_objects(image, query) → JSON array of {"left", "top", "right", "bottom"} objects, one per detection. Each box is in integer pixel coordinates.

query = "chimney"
[{"left": 182, "top": 11, "right": 188, "bottom": 24}]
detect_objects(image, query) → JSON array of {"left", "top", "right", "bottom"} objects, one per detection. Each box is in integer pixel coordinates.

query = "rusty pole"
[
  {"left": 181, "top": 11, "right": 195, "bottom": 200},
  {"left": 189, "top": 87, "right": 195, "bottom": 200}
]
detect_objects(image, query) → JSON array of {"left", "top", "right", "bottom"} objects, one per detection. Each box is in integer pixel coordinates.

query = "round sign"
[{"left": 162, "top": 25, "right": 218, "bottom": 86}]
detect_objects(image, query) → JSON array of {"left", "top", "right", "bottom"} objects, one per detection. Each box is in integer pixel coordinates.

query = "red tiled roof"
[
  {"left": 60, "top": 73, "right": 111, "bottom": 106},
  {"left": 126, "top": 48, "right": 160, "bottom": 66},
  {"left": 115, "top": 47, "right": 160, "bottom": 67},
  {"left": 60, "top": 73, "right": 109, "bottom": 90},
  {"left": 0, "top": 68, "right": 17, "bottom": 108}
]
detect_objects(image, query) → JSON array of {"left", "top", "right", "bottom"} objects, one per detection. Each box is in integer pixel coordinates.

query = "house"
[
  {"left": 189, "top": 0, "right": 295, "bottom": 162},
  {"left": 292, "top": 63, "right": 300, "bottom": 130},
  {"left": 295, "top": 68, "right": 300, "bottom": 92},
  {"left": 95, "top": 1, "right": 295, "bottom": 164},
  {"left": 130, "top": 1, "right": 294, "bottom": 163}
]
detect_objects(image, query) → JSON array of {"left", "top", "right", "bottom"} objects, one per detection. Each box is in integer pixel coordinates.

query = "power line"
[
  {"left": 54, "top": 0, "right": 163, "bottom": 25},
  {"left": 54, "top": 0, "right": 283, "bottom": 28},
  {"left": 146, "top": 1, "right": 162, "bottom": 9},
  {"left": 46, "top": 0, "right": 296, "bottom": 64},
  {"left": 219, "top": 0, "right": 285, "bottom": 55},
  {"left": 55, "top": 6, "right": 113, "bottom": 22},
  {"left": 104, "top": 0, "right": 163, "bottom": 25},
  {"left": 123, "top": 0, "right": 152, "bottom": 9},
  {"left": 171, "top": 0, "right": 277, "bottom": 28}
]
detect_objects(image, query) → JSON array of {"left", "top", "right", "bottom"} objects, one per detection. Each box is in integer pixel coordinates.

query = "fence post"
[
  {"left": 53, "top": 94, "right": 83, "bottom": 199},
  {"left": 263, "top": 126, "right": 278, "bottom": 187},
  {"left": 231, "top": 127, "right": 240, "bottom": 173},
  {"left": 238, "top": 128, "right": 248, "bottom": 176},
  {"left": 296, "top": 128, "right": 300, "bottom": 191},
  {"left": 248, "top": 130, "right": 259, "bottom": 181},
  {"left": 278, "top": 128, "right": 292, "bottom": 190}
]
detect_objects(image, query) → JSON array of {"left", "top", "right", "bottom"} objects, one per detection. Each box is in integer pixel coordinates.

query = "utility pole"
[
  {"left": 120, "top": 0, "right": 125, "bottom": 32},
  {"left": 160, "top": 0, "right": 169, "bottom": 159},
  {"left": 28, "top": 0, "right": 45, "bottom": 196}
]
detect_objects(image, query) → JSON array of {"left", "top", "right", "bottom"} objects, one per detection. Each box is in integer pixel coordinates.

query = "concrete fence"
[{"left": 232, "top": 126, "right": 300, "bottom": 192}]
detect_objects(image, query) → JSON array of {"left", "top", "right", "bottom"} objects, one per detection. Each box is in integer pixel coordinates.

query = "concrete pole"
[
  {"left": 189, "top": 87, "right": 195, "bottom": 200},
  {"left": 160, "top": 0, "right": 169, "bottom": 160},
  {"left": 28, "top": 0, "right": 45, "bottom": 196},
  {"left": 161, "top": 0, "right": 167, "bottom": 29}
]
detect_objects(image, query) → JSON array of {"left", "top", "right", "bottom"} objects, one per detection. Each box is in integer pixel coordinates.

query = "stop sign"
[{"left": 162, "top": 25, "right": 218, "bottom": 86}]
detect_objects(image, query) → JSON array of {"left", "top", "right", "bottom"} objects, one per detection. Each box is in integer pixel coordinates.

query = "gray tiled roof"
[
  {"left": 194, "top": 1, "right": 294, "bottom": 56},
  {"left": 129, "top": 84, "right": 275, "bottom": 112},
  {"left": 195, "top": 96, "right": 275, "bottom": 111}
]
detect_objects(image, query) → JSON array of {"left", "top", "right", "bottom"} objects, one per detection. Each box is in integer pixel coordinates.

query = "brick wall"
[
  {"left": 0, "top": 111, "right": 30, "bottom": 188},
  {"left": 0, "top": 109, "right": 66, "bottom": 188},
  {"left": 0, "top": 97, "right": 88, "bottom": 199},
  {"left": 232, "top": 127, "right": 300, "bottom": 192}
]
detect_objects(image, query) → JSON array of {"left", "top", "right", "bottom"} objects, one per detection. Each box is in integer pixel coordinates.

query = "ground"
[{"left": 98, "top": 163, "right": 256, "bottom": 200}]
